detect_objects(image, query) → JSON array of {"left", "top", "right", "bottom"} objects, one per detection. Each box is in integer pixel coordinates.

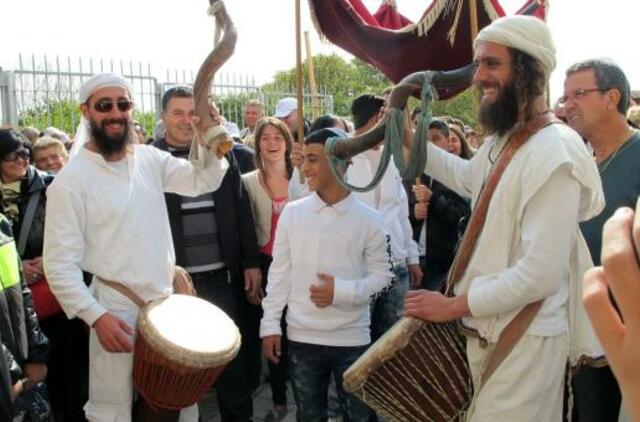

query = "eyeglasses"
[
  {"left": 3, "top": 149, "right": 30, "bottom": 162},
  {"left": 558, "top": 88, "right": 610, "bottom": 106},
  {"left": 93, "top": 99, "right": 134, "bottom": 113}
]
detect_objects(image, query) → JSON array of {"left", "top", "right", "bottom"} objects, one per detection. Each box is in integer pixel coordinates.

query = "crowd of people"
[{"left": 1, "top": 13, "right": 640, "bottom": 422}]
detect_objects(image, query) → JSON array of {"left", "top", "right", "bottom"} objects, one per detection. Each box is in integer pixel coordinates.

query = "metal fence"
[{"left": 0, "top": 53, "right": 333, "bottom": 136}]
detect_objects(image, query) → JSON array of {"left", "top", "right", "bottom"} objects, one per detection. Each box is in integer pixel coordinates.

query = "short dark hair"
[
  {"left": 428, "top": 119, "right": 449, "bottom": 137},
  {"left": 304, "top": 128, "right": 347, "bottom": 147},
  {"left": 0, "top": 127, "right": 29, "bottom": 160},
  {"left": 309, "top": 114, "right": 341, "bottom": 133},
  {"left": 351, "top": 94, "right": 384, "bottom": 130},
  {"left": 161, "top": 85, "right": 193, "bottom": 111},
  {"left": 566, "top": 59, "right": 630, "bottom": 115}
]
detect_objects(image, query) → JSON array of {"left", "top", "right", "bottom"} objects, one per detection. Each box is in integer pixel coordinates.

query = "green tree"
[
  {"left": 18, "top": 99, "right": 80, "bottom": 134},
  {"left": 264, "top": 53, "right": 477, "bottom": 127},
  {"left": 431, "top": 88, "right": 477, "bottom": 128},
  {"left": 132, "top": 110, "right": 157, "bottom": 135},
  {"left": 262, "top": 54, "right": 390, "bottom": 117}
]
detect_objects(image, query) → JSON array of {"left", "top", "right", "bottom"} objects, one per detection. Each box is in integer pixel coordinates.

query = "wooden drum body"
[
  {"left": 133, "top": 294, "right": 241, "bottom": 410},
  {"left": 343, "top": 317, "right": 472, "bottom": 421}
]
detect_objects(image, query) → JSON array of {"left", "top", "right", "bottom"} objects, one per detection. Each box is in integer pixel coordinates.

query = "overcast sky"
[{"left": 2, "top": 0, "right": 639, "bottom": 101}]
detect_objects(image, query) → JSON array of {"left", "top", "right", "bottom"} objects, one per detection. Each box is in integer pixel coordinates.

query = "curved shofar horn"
[
  {"left": 328, "top": 63, "right": 475, "bottom": 160},
  {"left": 193, "top": 0, "right": 238, "bottom": 158}
]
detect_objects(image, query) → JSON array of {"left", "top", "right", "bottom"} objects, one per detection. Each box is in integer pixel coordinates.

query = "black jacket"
[
  {"left": 0, "top": 214, "right": 50, "bottom": 419},
  {"left": 0, "top": 166, "right": 53, "bottom": 260},
  {"left": 405, "top": 175, "right": 470, "bottom": 271},
  {"left": 232, "top": 143, "right": 256, "bottom": 175},
  {"left": 152, "top": 138, "right": 261, "bottom": 280}
]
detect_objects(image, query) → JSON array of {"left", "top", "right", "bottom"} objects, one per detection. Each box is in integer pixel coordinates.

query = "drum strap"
[
  {"left": 443, "top": 112, "right": 558, "bottom": 388},
  {"left": 97, "top": 277, "right": 147, "bottom": 308},
  {"left": 97, "top": 266, "right": 196, "bottom": 309}
]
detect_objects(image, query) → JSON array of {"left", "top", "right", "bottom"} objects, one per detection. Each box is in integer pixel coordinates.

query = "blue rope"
[{"left": 327, "top": 73, "right": 435, "bottom": 192}]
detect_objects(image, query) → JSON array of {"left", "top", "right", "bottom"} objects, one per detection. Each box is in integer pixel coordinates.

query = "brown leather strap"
[
  {"left": 480, "top": 300, "right": 543, "bottom": 386},
  {"left": 97, "top": 277, "right": 146, "bottom": 308},
  {"left": 445, "top": 112, "right": 557, "bottom": 295},
  {"left": 98, "top": 266, "right": 195, "bottom": 308},
  {"left": 441, "top": 112, "right": 558, "bottom": 386}
]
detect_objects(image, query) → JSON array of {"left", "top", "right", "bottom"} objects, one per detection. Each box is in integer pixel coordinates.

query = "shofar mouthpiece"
[{"left": 203, "top": 126, "right": 233, "bottom": 158}]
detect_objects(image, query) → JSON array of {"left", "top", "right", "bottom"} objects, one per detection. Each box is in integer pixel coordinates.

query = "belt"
[{"left": 190, "top": 266, "right": 230, "bottom": 282}]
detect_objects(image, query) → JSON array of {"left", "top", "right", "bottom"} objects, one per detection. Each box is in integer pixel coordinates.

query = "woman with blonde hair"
[{"left": 242, "top": 117, "right": 293, "bottom": 421}]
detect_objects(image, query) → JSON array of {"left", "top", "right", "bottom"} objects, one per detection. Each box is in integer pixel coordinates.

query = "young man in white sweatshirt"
[{"left": 260, "top": 128, "right": 393, "bottom": 421}]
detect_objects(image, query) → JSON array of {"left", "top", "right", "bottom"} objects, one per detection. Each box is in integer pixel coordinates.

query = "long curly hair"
[
  {"left": 509, "top": 47, "right": 548, "bottom": 128},
  {"left": 252, "top": 117, "right": 294, "bottom": 180}
]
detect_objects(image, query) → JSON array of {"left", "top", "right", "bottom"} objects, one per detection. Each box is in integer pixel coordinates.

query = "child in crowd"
[{"left": 260, "top": 128, "right": 393, "bottom": 421}]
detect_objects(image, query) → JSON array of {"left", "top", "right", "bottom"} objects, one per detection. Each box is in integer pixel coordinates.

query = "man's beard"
[
  {"left": 477, "top": 82, "right": 518, "bottom": 136},
  {"left": 89, "top": 117, "right": 132, "bottom": 155}
]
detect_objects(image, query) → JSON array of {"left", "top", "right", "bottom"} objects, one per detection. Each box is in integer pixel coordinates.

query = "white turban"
[
  {"left": 78, "top": 73, "right": 133, "bottom": 104},
  {"left": 71, "top": 73, "right": 134, "bottom": 158},
  {"left": 474, "top": 15, "right": 556, "bottom": 76}
]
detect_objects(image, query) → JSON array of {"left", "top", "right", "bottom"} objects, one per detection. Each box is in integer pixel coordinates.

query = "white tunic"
[
  {"left": 425, "top": 123, "right": 603, "bottom": 341},
  {"left": 43, "top": 144, "right": 228, "bottom": 326},
  {"left": 425, "top": 123, "right": 604, "bottom": 420},
  {"left": 348, "top": 149, "right": 419, "bottom": 267}
]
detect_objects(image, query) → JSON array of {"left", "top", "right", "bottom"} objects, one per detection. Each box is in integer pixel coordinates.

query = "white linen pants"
[
  {"left": 84, "top": 283, "right": 198, "bottom": 422},
  {"left": 465, "top": 333, "right": 567, "bottom": 422}
]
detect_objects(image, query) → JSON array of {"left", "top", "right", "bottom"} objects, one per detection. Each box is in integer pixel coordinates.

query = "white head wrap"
[
  {"left": 78, "top": 73, "right": 133, "bottom": 104},
  {"left": 71, "top": 73, "right": 134, "bottom": 157},
  {"left": 474, "top": 15, "right": 556, "bottom": 76}
]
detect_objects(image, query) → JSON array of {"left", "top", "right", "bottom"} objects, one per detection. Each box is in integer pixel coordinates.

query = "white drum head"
[{"left": 139, "top": 294, "right": 241, "bottom": 368}]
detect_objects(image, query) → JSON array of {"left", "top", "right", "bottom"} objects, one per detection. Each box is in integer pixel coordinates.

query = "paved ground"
[{"left": 199, "top": 381, "right": 297, "bottom": 421}]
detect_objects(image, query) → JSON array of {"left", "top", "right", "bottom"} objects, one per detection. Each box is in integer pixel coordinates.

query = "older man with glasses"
[
  {"left": 43, "top": 73, "right": 229, "bottom": 422},
  {"left": 563, "top": 59, "right": 640, "bottom": 422}
]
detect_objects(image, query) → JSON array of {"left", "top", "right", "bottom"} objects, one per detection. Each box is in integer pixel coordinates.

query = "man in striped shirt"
[{"left": 153, "top": 86, "right": 261, "bottom": 422}]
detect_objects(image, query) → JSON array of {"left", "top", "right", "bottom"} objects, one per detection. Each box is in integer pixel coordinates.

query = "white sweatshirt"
[
  {"left": 260, "top": 193, "right": 393, "bottom": 347},
  {"left": 289, "top": 149, "right": 419, "bottom": 267}
]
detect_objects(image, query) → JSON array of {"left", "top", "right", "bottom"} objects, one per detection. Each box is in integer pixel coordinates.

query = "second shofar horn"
[
  {"left": 192, "top": 0, "right": 237, "bottom": 158},
  {"left": 328, "top": 63, "right": 475, "bottom": 160}
]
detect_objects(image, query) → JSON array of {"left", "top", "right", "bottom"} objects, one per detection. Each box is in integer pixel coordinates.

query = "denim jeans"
[
  {"left": 289, "top": 341, "right": 373, "bottom": 422},
  {"left": 370, "top": 263, "right": 409, "bottom": 342}
]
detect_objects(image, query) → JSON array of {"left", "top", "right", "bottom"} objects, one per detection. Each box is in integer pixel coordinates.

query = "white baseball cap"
[
  {"left": 274, "top": 97, "right": 297, "bottom": 118},
  {"left": 223, "top": 121, "right": 240, "bottom": 138}
]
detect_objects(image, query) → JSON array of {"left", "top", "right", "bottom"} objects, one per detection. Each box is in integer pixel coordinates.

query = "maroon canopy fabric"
[
  {"left": 373, "top": 2, "right": 413, "bottom": 29},
  {"left": 309, "top": 0, "right": 546, "bottom": 98}
]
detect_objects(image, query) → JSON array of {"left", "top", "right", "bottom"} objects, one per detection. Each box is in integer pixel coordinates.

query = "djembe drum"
[
  {"left": 133, "top": 294, "right": 241, "bottom": 410},
  {"left": 343, "top": 317, "right": 472, "bottom": 422}
]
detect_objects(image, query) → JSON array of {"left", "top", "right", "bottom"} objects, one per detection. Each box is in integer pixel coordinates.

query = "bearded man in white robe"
[
  {"left": 404, "top": 16, "right": 604, "bottom": 421},
  {"left": 44, "top": 73, "right": 228, "bottom": 422}
]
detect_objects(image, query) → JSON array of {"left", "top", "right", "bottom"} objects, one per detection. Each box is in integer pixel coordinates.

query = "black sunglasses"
[
  {"left": 93, "top": 99, "right": 134, "bottom": 113},
  {"left": 3, "top": 149, "right": 30, "bottom": 162}
]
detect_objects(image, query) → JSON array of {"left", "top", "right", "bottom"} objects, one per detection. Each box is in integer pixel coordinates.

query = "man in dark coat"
[{"left": 153, "top": 86, "right": 261, "bottom": 422}]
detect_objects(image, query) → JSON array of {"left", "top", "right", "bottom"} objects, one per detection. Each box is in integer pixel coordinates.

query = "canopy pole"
[
  {"left": 304, "top": 31, "right": 319, "bottom": 121},
  {"left": 295, "top": 0, "right": 305, "bottom": 182},
  {"left": 469, "top": 0, "right": 479, "bottom": 41}
]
